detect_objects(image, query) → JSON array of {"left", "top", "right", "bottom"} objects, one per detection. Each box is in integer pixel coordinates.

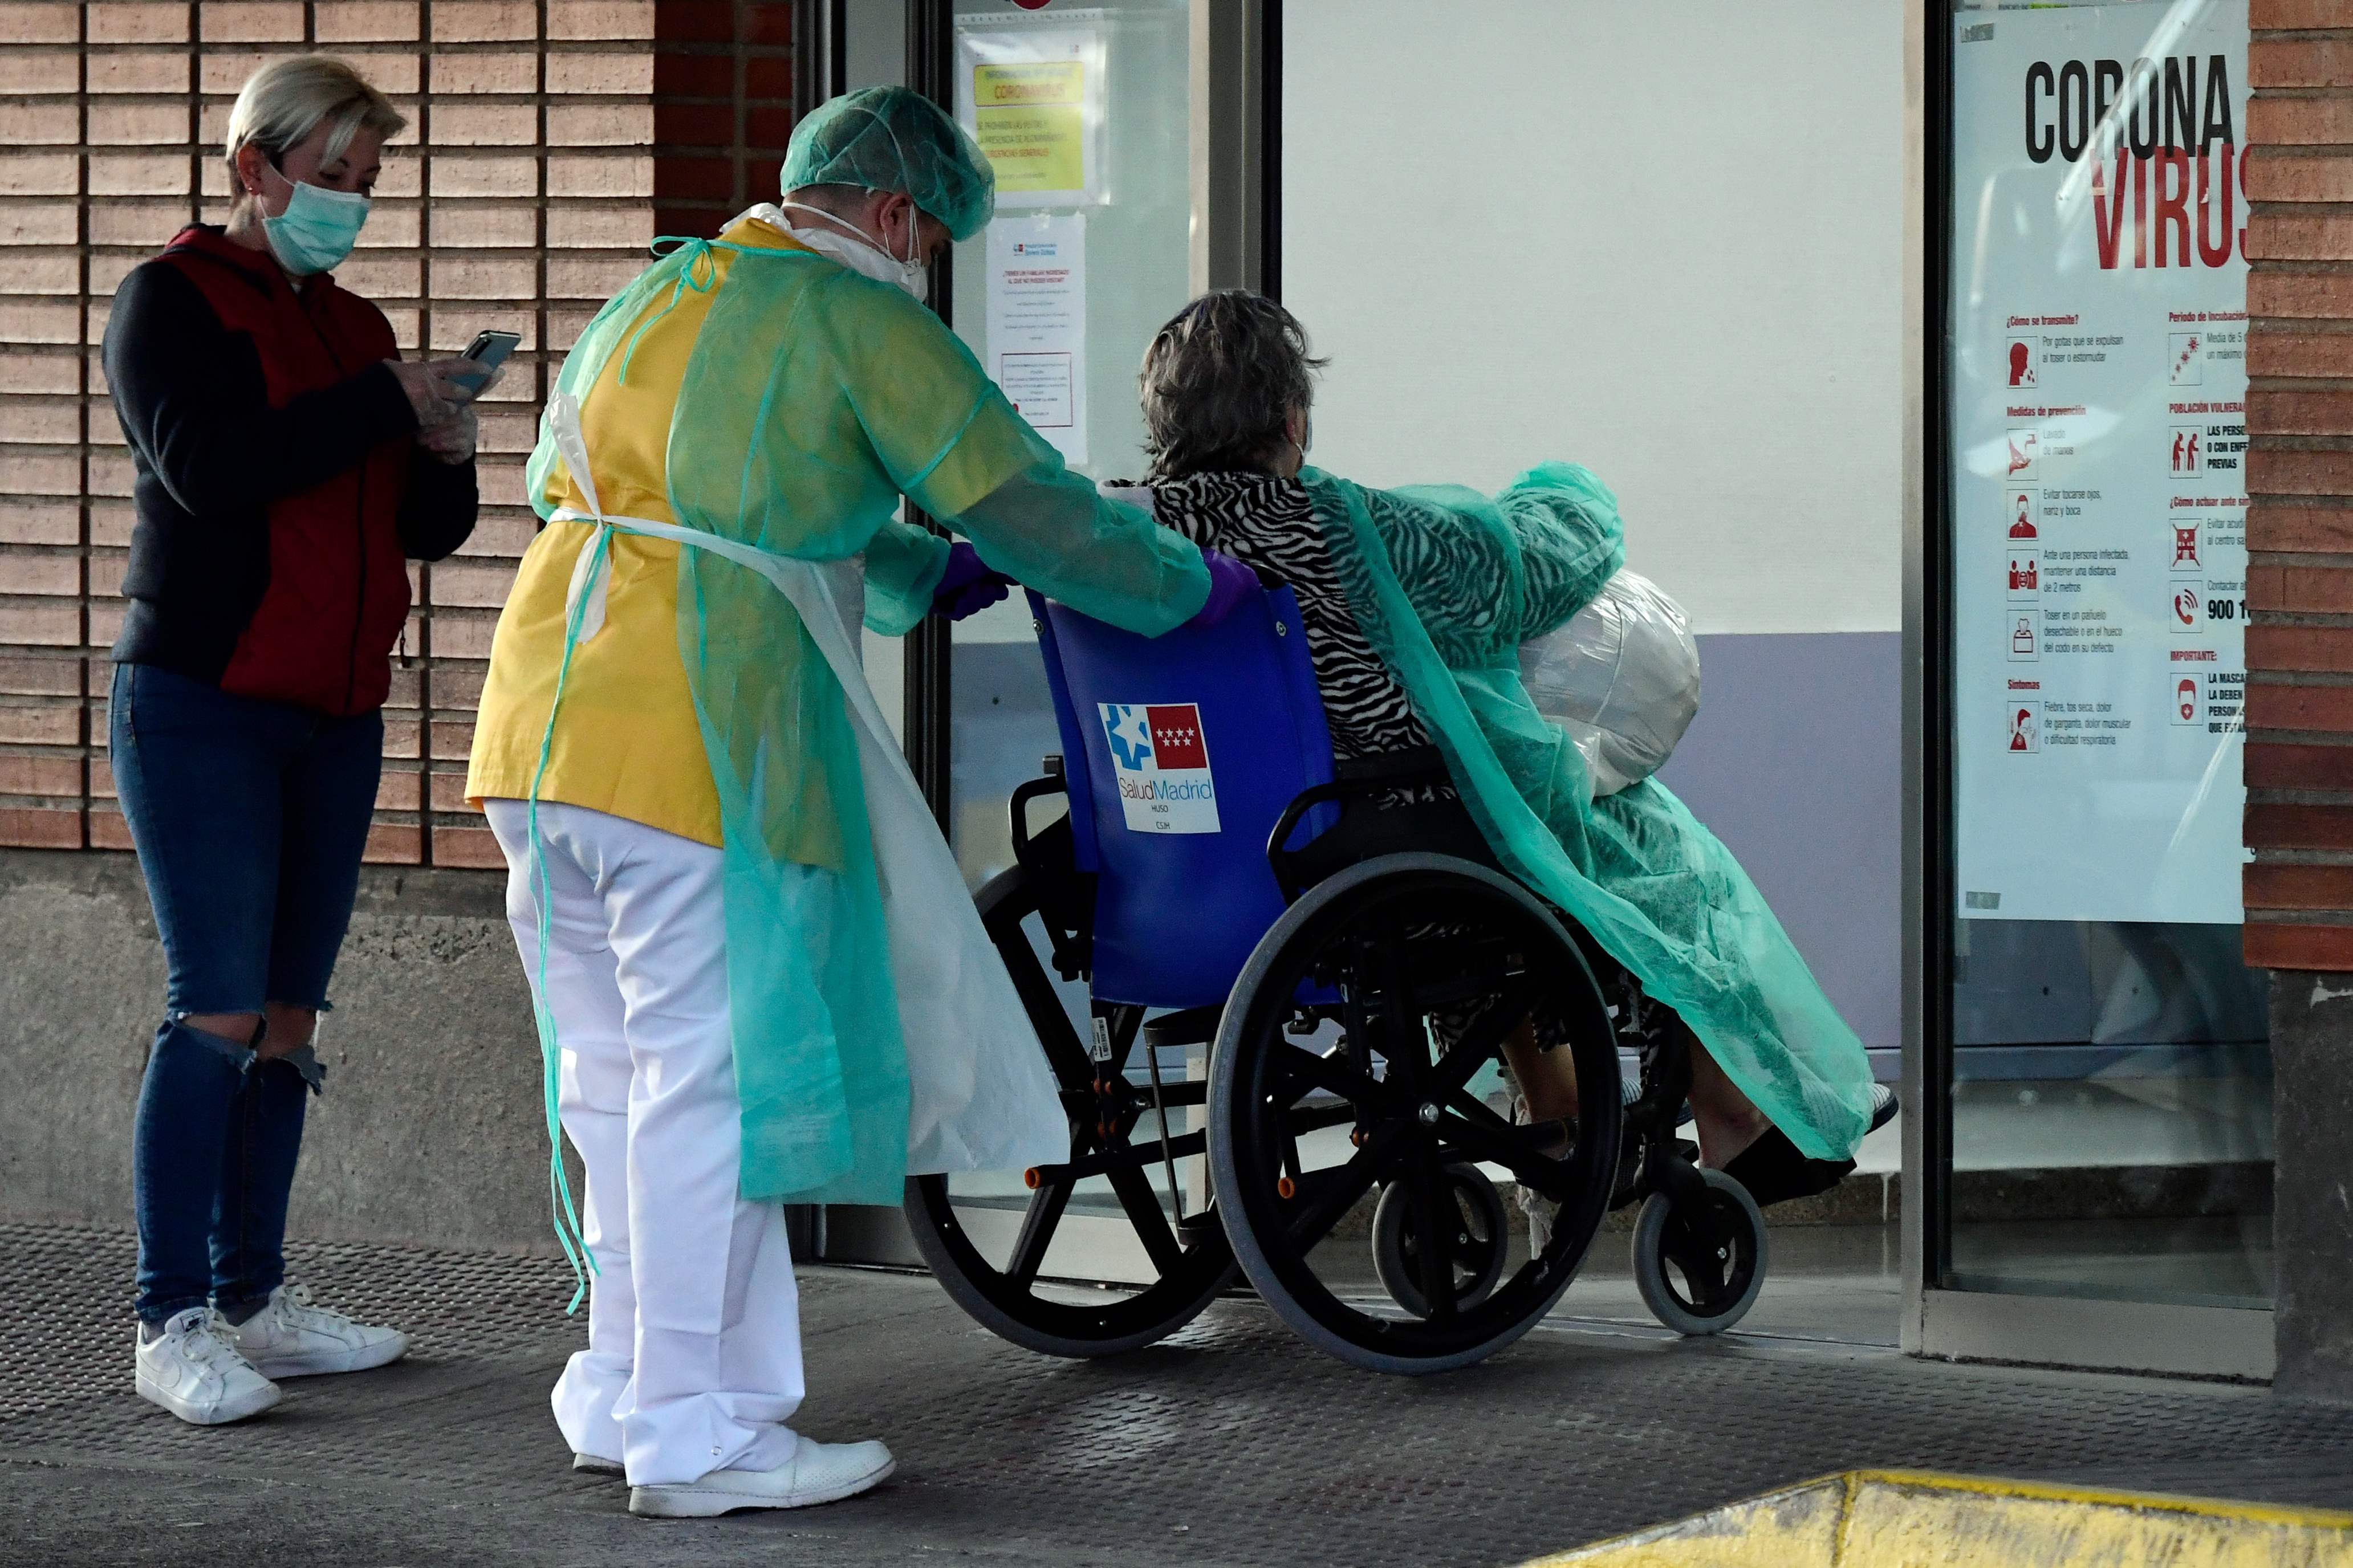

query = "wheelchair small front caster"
[
  {"left": 1371, "top": 1163, "right": 1509, "bottom": 1318},
  {"left": 1631, "top": 1166, "right": 1766, "bottom": 1336}
]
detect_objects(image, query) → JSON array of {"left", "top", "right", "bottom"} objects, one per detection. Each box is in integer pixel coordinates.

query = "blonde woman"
[{"left": 103, "top": 55, "right": 490, "bottom": 1426}]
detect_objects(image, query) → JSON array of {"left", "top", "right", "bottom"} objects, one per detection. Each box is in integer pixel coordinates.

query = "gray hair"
[
  {"left": 225, "top": 55, "right": 405, "bottom": 181},
  {"left": 1139, "top": 290, "right": 1327, "bottom": 482}
]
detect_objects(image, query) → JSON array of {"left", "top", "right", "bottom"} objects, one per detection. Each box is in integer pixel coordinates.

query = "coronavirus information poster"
[{"left": 1951, "top": 2, "right": 2248, "bottom": 924}]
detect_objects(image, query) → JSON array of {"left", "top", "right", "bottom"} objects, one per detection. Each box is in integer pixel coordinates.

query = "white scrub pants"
[{"left": 485, "top": 799, "right": 803, "bottom": 1488}]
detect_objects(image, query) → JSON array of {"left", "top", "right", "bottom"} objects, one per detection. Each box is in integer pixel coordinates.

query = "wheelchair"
[{"left": 904, "top": 584, "right": 1769, "bottom": 1374}]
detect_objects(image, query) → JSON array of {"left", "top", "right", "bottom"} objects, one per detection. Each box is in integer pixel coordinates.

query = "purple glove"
[
  {"left": 1185, "top": 548, "right": 1262, "bottom": 628},
  {"left": 930, "top": 541, "right": 1011, "bottom": 622}
]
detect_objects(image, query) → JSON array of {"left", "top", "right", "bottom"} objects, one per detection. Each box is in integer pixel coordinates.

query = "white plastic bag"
[{"left": 1517, "top": 569, "right": 1701, "bottom": 798}]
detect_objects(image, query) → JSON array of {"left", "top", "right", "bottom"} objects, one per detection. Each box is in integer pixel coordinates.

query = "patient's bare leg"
[
  {"left": 1687, "top": 1040, "right": 1770, "bottom": 1169},
  {"left": 1501, "top": 1018, "right": 1578, "bottom": 1122}
]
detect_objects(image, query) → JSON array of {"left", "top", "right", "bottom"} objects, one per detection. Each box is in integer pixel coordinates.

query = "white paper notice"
[
  {"left": 986, "top": 213, "right": 1087, "bottom": 467},
  {"left": 1950, "top": 5, "right": 2249, "bottom": 924}
]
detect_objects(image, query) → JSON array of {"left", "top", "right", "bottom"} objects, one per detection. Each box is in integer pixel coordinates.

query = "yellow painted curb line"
[{"left": 1522, "top": 1469, "right": 2353, "bottom": 1567}]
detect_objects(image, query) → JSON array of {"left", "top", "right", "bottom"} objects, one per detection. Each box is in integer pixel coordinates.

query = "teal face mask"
[{"left": 259, "top": 165, "right": 370, "bottom": 276}]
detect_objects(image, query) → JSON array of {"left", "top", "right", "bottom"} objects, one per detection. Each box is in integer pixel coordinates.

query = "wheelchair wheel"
[
  {"left": 1630, "top": 1167, "right": 1767, "bottom": 1336},
  {"left": 1209, "top": 854, "right": 1622, "bottom": 1375},
  {"left": 1371, "top": 1163, "right": 1508, "bottom": 1318},
  {"left": 905, "top": 861, "right": 1236, "bottom": 1358}
]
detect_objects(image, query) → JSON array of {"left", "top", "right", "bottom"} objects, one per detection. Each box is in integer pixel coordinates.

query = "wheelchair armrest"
[
  {"left": 1009, "top": 766, "right": 1066, "bottom": 875},
  {"left": 1263, "top": 749, "right": 1455, "bottom": 904}
]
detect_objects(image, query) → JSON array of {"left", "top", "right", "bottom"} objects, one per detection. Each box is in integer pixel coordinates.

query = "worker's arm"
[{"left": 824, "top": 278, "right": 1209, "bottom": 635}]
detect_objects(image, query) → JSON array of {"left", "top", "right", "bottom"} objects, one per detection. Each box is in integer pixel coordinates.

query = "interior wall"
[{"left": 1282, "top": 0, "right": 1905, "bottom": 637}]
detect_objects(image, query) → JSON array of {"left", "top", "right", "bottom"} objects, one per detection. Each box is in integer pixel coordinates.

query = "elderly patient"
[{"left": 1103, "top": 291, "right": 1893, "bottom": 1237}]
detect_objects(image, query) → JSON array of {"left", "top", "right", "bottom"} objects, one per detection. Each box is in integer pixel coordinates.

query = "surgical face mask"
[
  {"left": 777, "top": 199, "right": 928, "bottom": 298},
  {"left": 257, "top": 162, "right": 371, "bottom": 276}
]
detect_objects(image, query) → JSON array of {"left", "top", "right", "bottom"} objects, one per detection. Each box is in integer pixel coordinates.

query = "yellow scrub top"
[{"left": 464, "top": 217, "right": 808, "bottom": 848}]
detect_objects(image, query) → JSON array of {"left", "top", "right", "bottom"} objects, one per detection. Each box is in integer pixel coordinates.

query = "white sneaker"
[
  {"left": 136, "top": 1308, "right": 282, "bottom": 1426},
  {"left": 629, "top": 1438, "right": 896, "bottom": 1519},
  {"left": 227, "top": 1284, "right": 408, "bottom": 1379}
]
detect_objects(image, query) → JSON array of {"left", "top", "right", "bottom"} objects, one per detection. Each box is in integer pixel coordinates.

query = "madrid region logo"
[{"left": 1100, "top": 703, "right": 1221, "bottom": 834}]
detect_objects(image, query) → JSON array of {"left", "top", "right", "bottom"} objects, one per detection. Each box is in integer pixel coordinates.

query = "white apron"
[{"left": 542, "top": 390, "right": 1065, "bottom": 1177}]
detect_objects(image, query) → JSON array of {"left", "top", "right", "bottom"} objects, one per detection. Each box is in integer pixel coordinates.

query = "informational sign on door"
[
  {"left": 1950, "top": 4, "right": 2249, "bottom": 924},
  {"left": 985, "top": 212, "right": 1088, "bottom": 465},
  {"left": 957, "top": 17, "right": 1107, "bottom": 207}
]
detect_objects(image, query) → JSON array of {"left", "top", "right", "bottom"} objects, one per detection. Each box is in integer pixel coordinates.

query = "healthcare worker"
[{"left": 465, "top": 87, "right": 1250, "bottom": 1519}]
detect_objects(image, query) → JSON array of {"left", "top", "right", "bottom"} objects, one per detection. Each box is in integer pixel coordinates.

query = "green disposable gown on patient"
[{"left": 1303, "top": 463, "right": 1876, "bottom": 1160}]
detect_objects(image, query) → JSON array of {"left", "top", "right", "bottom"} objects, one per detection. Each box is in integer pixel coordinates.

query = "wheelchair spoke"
[
  {"left": 1285, "top": 1148, "right": 1378, "bottom": 1251},
  {"left": 1401, "top": 1154, "right": 1458, "bottom": 1323},
  {"left": 1007, "top": 1177, "right": 1075, "bottom": 1290},
  {"left": 1432, "top": 980, "right": 1533, "bottom": 1100},
  {"left": 1107, "top": 1161, "right": 1188, "bottom": 1277},
  {"left": 1433, "top": 1109, "right": 1574, "bottom": 1200},
  {"left": 1275, "top": 1040, "right": 1386, "bottom": 1108}
]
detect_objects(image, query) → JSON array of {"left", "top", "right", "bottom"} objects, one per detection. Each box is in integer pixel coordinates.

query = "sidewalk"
[{"left": 3, "top": 1220, "right": 2350, "bottom": 1568}]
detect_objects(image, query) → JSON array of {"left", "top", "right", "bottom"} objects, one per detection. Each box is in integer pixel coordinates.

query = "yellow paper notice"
[{"left": 972, "top": 60, "right": 1086, "bottom": 196}]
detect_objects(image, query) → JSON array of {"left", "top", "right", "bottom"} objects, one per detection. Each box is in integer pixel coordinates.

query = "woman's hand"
[
  {"left": 384, "top": 357, "right": 484, "bottom": 428},
  {"left": 416, "top": 404, "right": 478, "bottom": 465}
]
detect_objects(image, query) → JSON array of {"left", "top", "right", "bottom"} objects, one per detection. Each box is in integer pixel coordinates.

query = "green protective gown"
[
  {"left": 525, "top": 234, "right": 1209, "bottom": 1212},
  {"left": 1302, "top": 463, "right": 1876, "bottom": 1161}
]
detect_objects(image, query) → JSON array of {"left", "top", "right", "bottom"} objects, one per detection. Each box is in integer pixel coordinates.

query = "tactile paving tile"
[{"left": 5, "top": 1220, "right": 2353, "bottom": 1568}]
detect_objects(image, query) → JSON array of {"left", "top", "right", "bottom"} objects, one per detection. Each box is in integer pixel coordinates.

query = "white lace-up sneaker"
[
  {"left": 136, "top": 1307, "right": 282, "bottom": 1426},
  {"left": 227, "top": 1284, "right": 408, "bottom": 1379},
  {"left": 629, "top": 1438, "right": 896, "bottom": 1519}
]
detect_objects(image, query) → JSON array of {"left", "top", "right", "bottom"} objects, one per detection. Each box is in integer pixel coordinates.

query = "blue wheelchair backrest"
[{"left": 1031, "top": 586, "right": 1336, "bottom": 1011}]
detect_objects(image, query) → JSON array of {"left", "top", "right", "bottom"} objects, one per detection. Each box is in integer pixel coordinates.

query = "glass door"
[{"left": 1928, "top": 0, "right": 2272, "bottom": 1371}]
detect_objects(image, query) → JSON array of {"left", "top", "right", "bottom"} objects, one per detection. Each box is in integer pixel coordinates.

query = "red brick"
[
  {"left": 0, "top": 706, "right": 76, "bottom": 744},
  {"left": 2250, "top": 625, "right": 2353, "bottom": 674},
  {"left": 2251, "top": 0, "right": 2353, "bottom": 26},
  {"left": 0, "top": 754, "right": 80, "bottom": 795},
  {"left": 376, "top": 770, "right": 421, "bottom": 811},
  {"left": 426, "top": 718, "right": 474, "bottom": 761},
  {"left": 652, "top": 154, "right": 733, "bottom": 202},
  {"left": 2248, "top": 679, "right": 2353, "bottom": 729},
  {"left": 745, "top": 55, "right": 793, "bottom": 100},
  {"left": 2248, "top": 737, "right": 2353, "bottom": 786},
  {"left": 431, "top": 823, "right": 505, "bottom": 868},
  {"left": 2250, "top": 447, "right": 2353, "bottom": 497},
  {"left": 655, "top": 100, "right": 736, "bottom": 148},
  {"left": 2250, "top": 503, "right": 2353, "bottom": 552},
  {"left": 652, "top": 51, "right": 731, "bottom": 97},
  {"left": 746, "top": 107, "right": 796, "bottom": 150},
  {"left": 363, "top": 822, "right": 423, "bottom": 864},
  {"left": 654, "top": 3, "right": 733, "bottom": 42},
  {"left": 2249, "top": 268, "right": 2353, "bottom": 320},
  {"left": 0, "top": 656, "right": 80, "bottom": 695},
  {"left": 2248, "top": 149, "right": 2353, "bottom": 206},
  {"left": 2253, "top": 38, "right": 2353, "bottom": 89},
  {"left": 315, "top": 2, "right": 421, "bottom": 42},
  {"left": 743, "top": 3, "right": 794, "bottom": 46},
  {"left": 2249, "top": 862, "right": 2353, "bottom": 911},
  {"left": 2249, "top": 95, "right": 2353, "bottom": 150},
  {"left": 2248, "top": 802, "right": 2353, "bottom": 850},
  {"left": 0, "top": 807, "right": 80, "bottom": 848},
  {"left": 2252, "top": 389, "right": 2353, "bottom": 442},
  {"left": 2246, "top": 919, "right": 2353, "bottom": 970}
]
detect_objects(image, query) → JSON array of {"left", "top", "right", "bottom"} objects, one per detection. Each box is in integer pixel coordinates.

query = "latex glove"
[
  {"left": 416, "top": 402, "right": 478, "bottom": 465},
  {"left": 1184, "top": 548, "right": 1262, "bottom": 629},
  {"left": 929, "top": 541, "right": 1011, "bottom": 621}
]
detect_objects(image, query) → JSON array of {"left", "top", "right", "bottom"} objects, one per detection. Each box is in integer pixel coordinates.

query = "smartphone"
[{"left": 453, "top": 329, "right": 521, "bottom": 392}]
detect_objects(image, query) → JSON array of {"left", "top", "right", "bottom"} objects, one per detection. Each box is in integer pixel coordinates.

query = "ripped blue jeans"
[{"left": 112, "top": 663, "right": 381, "bottom": 1323}]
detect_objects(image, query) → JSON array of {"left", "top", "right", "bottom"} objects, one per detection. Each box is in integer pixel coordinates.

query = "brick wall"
[
  {"left": 2246, "top": 1, "right": 2353, "bottom": 968},
  {"left": 0, "top": 0, "right": 797, "bottom": 870}
]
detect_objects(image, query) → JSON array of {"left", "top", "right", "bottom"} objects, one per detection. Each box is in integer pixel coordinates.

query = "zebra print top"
[{"left": 1108, "top": 470, "right": 1433, "bottom": 764}]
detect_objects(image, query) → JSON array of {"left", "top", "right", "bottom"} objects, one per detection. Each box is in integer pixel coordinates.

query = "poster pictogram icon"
[
  {"left": 2169, "top": 332, "right": 2204, "bottom": 386},
  {"left": 2171, "top": 580, "right": 2204, "bottom": 634},
  {"left": 2006, "top": 488, "right": 2039, "bottom": 540},
  {"left": 2007, "top": 337, "right": 2038, "bottom": 388},
  {"left": 2172, "top": 675, "right": 2200, "bottom": 726},
  {"left": 2006, "top": 551, "right": 2041, "bottom": 600},
  {"left": 2171, "top": 425, "right": 2202, "bottom": 475},
  {"left": 2008, "top": 701, "right": 2041, "bottom": 753},
  {"left": 2007, "top": 611, "right": 2041, "bottom": 663},
  {"left": 2006, "top": 427, "right": 2040, "bottom": 479},
  {"left": 2170, "top": 524, "right": 2202, "bottom": 574}
]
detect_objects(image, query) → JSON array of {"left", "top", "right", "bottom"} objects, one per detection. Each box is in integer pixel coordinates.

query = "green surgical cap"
[{"left": 781, "top": 86, "right": 997, "bottom": 243}]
